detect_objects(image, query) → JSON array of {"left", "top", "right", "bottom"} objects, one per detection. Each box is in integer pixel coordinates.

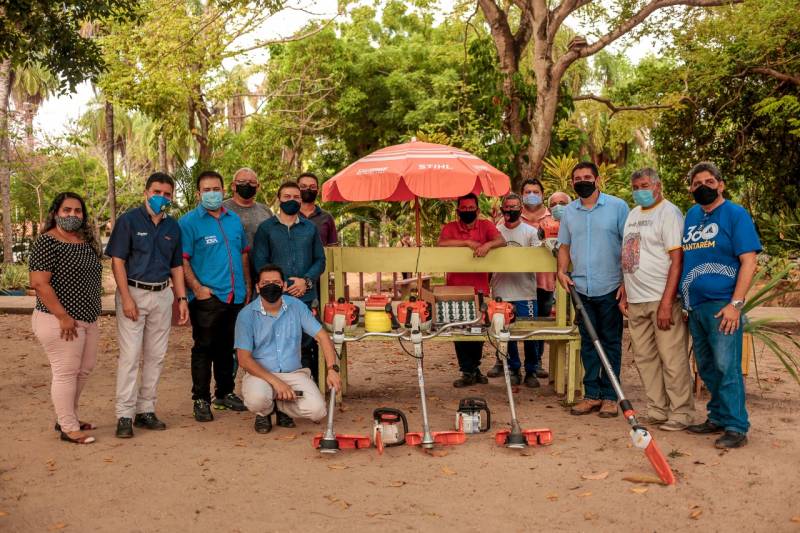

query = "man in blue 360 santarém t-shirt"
[{"left": 680, "top": 162, "right": 760, "bottom": 449}]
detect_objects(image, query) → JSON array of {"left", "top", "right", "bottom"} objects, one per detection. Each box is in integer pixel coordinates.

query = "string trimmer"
[
  {"left": 313, "top": 387, "right": 371, "bottom": 453},
  {"left": 568, "top": 285, "right": 676, "bottom": 485}
]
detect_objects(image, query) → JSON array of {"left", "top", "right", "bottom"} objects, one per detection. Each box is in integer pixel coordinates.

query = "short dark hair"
[
  {"left": 196, "top": 170, "right": 224, "bottom": 189},
  {"left": 146, "top": 172, "right": 175, "bottom": 191},
  {"left": 687, "top": 161, "right": 723, "bottom": 183},
  {"left": 572, "top": 161, "right": 599, "bottom": 179},
  {"left": 277, "top": 180, "right": 301, "bottom": 197},
  {"left": 457, "top": 193, "right": 478, "bottom": 207},
  {"left": 297, "top": 172, "right": 319, "bottom": 185},
  {"left": 520, "top": 178, "right": 545, "bottom": 194},
  {"left": 258, "top": 263, "right": 285, "bottom": 281}
]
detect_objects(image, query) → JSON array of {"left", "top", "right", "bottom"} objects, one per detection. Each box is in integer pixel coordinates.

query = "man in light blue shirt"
[
  {"left": 557, "top": 162, "right": 629, "bottom": 418},
  {"left": 235, "top": 264, "right": 341, "bottom": 434}
]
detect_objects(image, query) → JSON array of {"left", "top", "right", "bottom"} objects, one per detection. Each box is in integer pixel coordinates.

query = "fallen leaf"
[
  {"left": 578, "top": 492, "right": 592, "bottom": 498},
  {"left": 690, "top": 509, "right": 703, "bottom": 520},
  {"left": 274, "top": 434, "right": 297, "bottom": 441},
  {"left": 327, "top": 464, "right": 348, "bottom": 470},
  {"left": 581, "top": 471, "right": 609, "bottom": 480},
  {"left": 337, "top": 500, "right": 351, "bottom": 510},
  {"left": 546, "top": 493, "right": 559, "bottom": 501},
  {"left": 0, "top": 511, "right": 8, "bottom": 517},
  {"left": 440, "top": 466, "right": 457, "bottom": 476},
  {"left": 388, "top": 481, "right": 406, "bottom": 487},
  {"left": 425, "top": 449, "right": 449, "bottom": 458},
  {"left": 367, "top": 512, "right": 392, "bottom": 518},
  {"left": 48, "top": 523, "right": 67, "bottom": 531},
  {"left": 234, "top": 443, "right": 247, "bottom": 448},
  {"left": 630, "top": 487, "right": 649, "bottom": 494},
  {"left": 324, "top": 495, "right": 338, "bottom": 503},
  {"left": 790, "top": 516, "right": 800, "bottom": 523},
  {"left": 197, "top": 458, "right": 210, "bottom": 466},
  {"left": 584, "top": 512, "right": 598, "bottom": 520},
  {"left": 622, "top": 475, "right": 665, "bottom": 485},
  {"left": 103, "top": 457, "right": 113, "bottom": 463}
]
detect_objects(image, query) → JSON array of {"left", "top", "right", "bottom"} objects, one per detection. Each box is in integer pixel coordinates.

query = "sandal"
[
  {"left": 54, "top": 421, "right": 96, "bottom": 432},
  {"left": 60, "top": 431, "right": 96, "bottom": 444}
]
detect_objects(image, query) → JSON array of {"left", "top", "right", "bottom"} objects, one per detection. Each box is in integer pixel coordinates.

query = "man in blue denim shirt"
[
  {"left": 235, "top": 264, "right": 341, "bottom": 434},
  {"left": 252, "top": 181, "right": 326, "bottom": 426},
  {"left": 680, "top": 162, "right": 760, "bottom": 449},
  {"left": 557, "top": 162, "right": 629, "bottom": 418}
]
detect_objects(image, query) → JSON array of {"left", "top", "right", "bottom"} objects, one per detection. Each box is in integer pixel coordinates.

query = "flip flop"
[
  {"left": 54, "top": 421, "right": 97, "bottom": 432},
  {"left": 59, "top": 431, "right": 96, "bottom": 444}
]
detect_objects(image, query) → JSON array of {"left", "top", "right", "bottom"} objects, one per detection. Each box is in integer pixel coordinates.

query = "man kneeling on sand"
[{"left": 234, "top": 264, "right": 341, "bottom": 434}]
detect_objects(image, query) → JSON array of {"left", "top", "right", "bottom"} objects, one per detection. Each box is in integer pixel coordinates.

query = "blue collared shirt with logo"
[
  {"left": 557, "top": 192, "right": 630, "bottom": 296},
  {"left": 106, "top": 205, "right": 182, "bottom": 283},
  {"left": 234, "top": 295, "right": 323, "bottom": 373},
  {"left": 179, "top": 205, "right": 249, "bottom": 304}
]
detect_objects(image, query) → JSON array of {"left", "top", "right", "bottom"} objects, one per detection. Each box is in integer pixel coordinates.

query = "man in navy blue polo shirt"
[
  {"left": 180, "top": 170, "right": 252, "bottom": 423},
  {"left": 106, "top": 172, "right": 189, "bottom": 438},
  {"left": 681, "top": 162, "right": 760, "bottom": 449},
  {"left": 253, "top": 181, "right": 325, "bottom": 428},
  {"left": 235, "top": 264, "right": 341, "bottom": 434}
]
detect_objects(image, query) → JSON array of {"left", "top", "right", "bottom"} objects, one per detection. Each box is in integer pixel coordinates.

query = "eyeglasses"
[
  {"left": 298, "top": 185, "right": 318, "bottom": 191},
  {"left": 234, "top": 181, "right": 258, "bottom": 187}
]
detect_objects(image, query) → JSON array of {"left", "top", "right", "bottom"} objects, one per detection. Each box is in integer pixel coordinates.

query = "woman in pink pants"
[{"left": 29, "top": 192, "right": 103, "bottom": 445}]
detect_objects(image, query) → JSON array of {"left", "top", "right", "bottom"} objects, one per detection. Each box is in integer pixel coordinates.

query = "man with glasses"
[
  {"left": 222, "top": 167, "right": 273, "bottom": 252},
  {"left": 298, "top": 172, "right": 337, "bottom": 246},
  {"left": 438, "top": 193, "right": 506, "bottom": 387},
  {"left": 557, "top": 162, "right": 629, "bottom": 419}
]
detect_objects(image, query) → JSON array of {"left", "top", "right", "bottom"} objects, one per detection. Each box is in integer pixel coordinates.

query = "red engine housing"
[
  {"left": 322, "top": 298, "right": 359, "bottom": 329},
  {"left": 485, "top": 298, "right": 515, "bottom": 327},
  {"left": 396, "top": 299, "right": 432, "bottom": 326}
]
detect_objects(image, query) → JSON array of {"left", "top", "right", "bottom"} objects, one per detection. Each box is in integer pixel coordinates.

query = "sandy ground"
[{"left": 1, "top": 314, "right": 799, "bottom": 532}]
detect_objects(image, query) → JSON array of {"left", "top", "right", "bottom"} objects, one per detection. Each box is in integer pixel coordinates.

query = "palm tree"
[
  {"left": 11, "top": 63, "right": 58, "bottom": 151},
  {"left": 0, "top": 58, "right": 13, "bottom": 263}
]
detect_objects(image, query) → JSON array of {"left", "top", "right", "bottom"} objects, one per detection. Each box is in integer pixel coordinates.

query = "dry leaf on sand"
[
  {"left": 622, "top": 475, "right": 665, "bottom": 485},
  {"left": 48, "top": 523, "right": 67, "bottom": 531},
  {"left": 546, "top": 493, "right": 559, "bottom": 501},
  {"left": 790, "top": 516, "right": 800, "bottom": 523},
  {"left": 689, "top": 508, "right": 703, "bottom": 520},
  {"left": 327, "top": 464, "right": 348, "bottom": 470},
  {"left": 582, "top": 471, "right": 609, "bottom": 481},
  {"left": 440, "top": 465, "right": 457, "bottom": 476},
  {"left": 578, "top": 492, "right": 593, "bottom": 498},
  {"left": 388, "top": 481, "right": 406, "bottom": 487},
  {"left": 630, "top": 487, "right": 649, "bottom": 494},
  {"left": 274, "top": 434, "right": 297, "bottom": 441}
]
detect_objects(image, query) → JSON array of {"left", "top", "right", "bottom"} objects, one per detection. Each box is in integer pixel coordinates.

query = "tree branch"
[
  {"left": 574, "top": 94, "right": 675, "bottom": 116},
  {"left": 749, "top": 67, "right": 800, "bottom": 87}
]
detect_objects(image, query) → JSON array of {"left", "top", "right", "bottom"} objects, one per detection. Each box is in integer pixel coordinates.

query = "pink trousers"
[{"left": 32, "top": 310, "right": 99, "bottom": 433}]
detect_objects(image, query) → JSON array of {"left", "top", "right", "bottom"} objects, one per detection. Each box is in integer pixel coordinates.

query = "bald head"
[
  {"left": 548, "top": 191, "right": 570, "bottom": 207},
  {"left": 233, "top": 168, "right": 258, "bottom": 183}
]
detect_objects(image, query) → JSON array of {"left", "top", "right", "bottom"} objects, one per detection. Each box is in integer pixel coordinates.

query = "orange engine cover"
[
  {"left": 485, "top": 299, "right": 515, "bottom": 326},
  {"left": 396, "top": 300, "right": 432, "bottom": 326},
  {"left": 322, "top": 299, "right": 359, "bottom": 328}
]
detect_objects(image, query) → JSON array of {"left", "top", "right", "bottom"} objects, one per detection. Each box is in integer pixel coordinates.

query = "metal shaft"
[
  {"left": 322, "top": 386, "right": 337, "bottom": 440},
  {"left": 500, "top": 340, "right": 520, "bottom": 426},
  {"left": 415, "top": 343, "right": 435, "bottom": 449}
]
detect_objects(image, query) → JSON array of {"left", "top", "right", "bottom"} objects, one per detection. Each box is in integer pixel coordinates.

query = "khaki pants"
[
  {"left": 242, "top": 368, "right": 326, "bottom": 422},
  {"left": 115, "top": 286, "right": 173, "bottom": 419},
  {"left": 628, "top": 300, "right": 694, "bottom": 424},
  {"left": 32, "top": 310, "right": 99, "bottom": 433}
]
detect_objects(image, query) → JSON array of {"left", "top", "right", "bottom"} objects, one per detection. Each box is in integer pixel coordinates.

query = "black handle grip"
[
  {"left": 373, "top": 408, "right": 408, "bottom": 435},
  {"left": 568, "top": 285, "right": 600, "bottom": 343},
  {"left": 387, "top": 303, "right": 401, "bottom": 330}
]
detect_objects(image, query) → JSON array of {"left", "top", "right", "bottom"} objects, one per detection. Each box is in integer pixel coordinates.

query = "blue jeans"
[
  {"left": 507, "top": 300, "right": 538, "bottom": 373},
  {"left": 688, "top": 300, "right": 749, "bottom": 434},
  {"left": 575, "top": 289, "right": 623, "bottom": 401},
  {"left": 532, "top": 288, "right": 553, "bottom": 370}
]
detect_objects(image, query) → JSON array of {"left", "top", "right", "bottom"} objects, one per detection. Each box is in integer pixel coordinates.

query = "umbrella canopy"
[{"left": 322, "top": 141, "right": 511, "bottom": 202}]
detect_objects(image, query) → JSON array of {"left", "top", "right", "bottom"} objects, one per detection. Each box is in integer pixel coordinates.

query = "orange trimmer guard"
[
  {"left": 312, "top": 434, "right": 372, "bottom": 450},
  {"left": 405, "top": 430, "right": 466, "bottom": 446},
  {"left": 494, "top": 428, "right": 553, "bottom": 446}
]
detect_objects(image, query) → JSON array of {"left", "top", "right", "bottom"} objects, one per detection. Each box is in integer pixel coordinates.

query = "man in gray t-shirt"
[{"left": 222, "top": 168, "right": 273, "bottom": 248}]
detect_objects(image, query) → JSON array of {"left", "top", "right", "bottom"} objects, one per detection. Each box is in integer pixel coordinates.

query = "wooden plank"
[{"left": 337, "top": 247, "right": 420, "bottom": 273}]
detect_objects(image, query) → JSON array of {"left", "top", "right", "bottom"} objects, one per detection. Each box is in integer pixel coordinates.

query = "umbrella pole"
[{"left": 415, "top": 198, "right": 422, "bottom": 295}]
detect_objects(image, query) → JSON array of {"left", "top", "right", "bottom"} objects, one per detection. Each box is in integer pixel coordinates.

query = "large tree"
[{"left": 478, "top": 0, "right": 739, "bottom": 182}]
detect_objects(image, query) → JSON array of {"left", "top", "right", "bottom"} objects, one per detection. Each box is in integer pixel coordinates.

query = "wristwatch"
[
  {"left": 328, "top": 364, "right": 340, "bottom": 373},
  {"left": 730, "top": 299, "right": 745, "bottom": 310},
  {"left": 177, "top": 296, "right": 188, "bottom": 302},
  {"left": 304, "top": 277, "right": 313, "bottom": 290}
]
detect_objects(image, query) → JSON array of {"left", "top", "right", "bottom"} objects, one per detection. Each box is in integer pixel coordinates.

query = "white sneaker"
[{"left": 659, "top": 420, "right": 688, "bottom": 431}]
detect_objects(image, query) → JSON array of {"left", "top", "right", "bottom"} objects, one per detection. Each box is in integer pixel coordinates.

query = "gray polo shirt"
[{"left": 222, "top": 198, "right": 273, "bottom": 248}]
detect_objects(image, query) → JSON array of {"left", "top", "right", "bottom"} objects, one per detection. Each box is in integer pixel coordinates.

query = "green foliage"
[
  {"left": 0, "top": 0, "right": 139, "bottom": 90},
  {"left": 0, "top": 262, "right": 29, "bottom": 291}
]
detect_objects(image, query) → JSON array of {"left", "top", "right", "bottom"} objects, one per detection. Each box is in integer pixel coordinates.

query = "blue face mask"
[
  {"left": 523, "top": 193, "right": 543, "bottom": 206},
  {"left": 550, "top": 204, "right": 566, "bottom": 221},
  {"left": 200, "top": 191, "right": 223, "bottom": 211},
  {"left": 632, "top": 189, "right": 656, "bottom": 208},
  {"left": 147, "top": 194, "right": 171, "bottom": 215}
]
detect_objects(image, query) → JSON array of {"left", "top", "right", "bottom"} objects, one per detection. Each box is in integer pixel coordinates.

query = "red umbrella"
[{"left": 322, "top": 141, "right": 511, "bottom": 242}]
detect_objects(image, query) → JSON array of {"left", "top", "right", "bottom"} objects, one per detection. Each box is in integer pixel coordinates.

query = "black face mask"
[
  {"left": 280, "top": 200, "right": 301, "bottom": 216},
  {"left": 235, "top": 183, "right": 257, "bottom": 200},
  {"left": 502, "top": 209, "right": 522, "bottom": 223},
  {"left": 259, "top": 283, "right": 283, "bottom": 303},
  {"left": 300, "top": 189, "right": 318, "bottom": 203},
  {"left": 457, "top": 210, "right": 478, "bottom": 224},
  {"left": 692, "top": 185, "right": 719, "bottom": 206},
  {"left": 574, "top": 180, "right": 596, "bottom": 199}
]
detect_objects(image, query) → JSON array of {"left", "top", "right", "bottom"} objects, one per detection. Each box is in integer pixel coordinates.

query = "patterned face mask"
[{"left": 55, "top": 215, "right": 83, "bottom": 232}]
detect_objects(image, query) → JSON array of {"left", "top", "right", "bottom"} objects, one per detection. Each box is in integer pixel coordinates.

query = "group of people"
[{"left": 29, "top": 160, "right": 759, "bottom": 450}]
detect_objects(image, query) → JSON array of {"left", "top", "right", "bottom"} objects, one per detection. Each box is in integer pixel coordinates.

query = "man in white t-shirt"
[
  {"left": 490, "top": 193, "right": 542, "bottom": 387},
  {"left": 619, "top": 168, "right": 694, "bottom": 431}
]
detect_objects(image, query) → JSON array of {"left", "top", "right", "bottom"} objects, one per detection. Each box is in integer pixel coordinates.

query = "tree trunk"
[
  {"left": 105, "top": 99, "right": 117, "bottom": 230},
  {"left": 23, "top": 101, "right": 35, "bottom": 151},
  {"left": 158, "top": 131, "right": 168, "bottom": 171},
  {"left": 0, "top": 59, "right": 13, "bottom": 263}
]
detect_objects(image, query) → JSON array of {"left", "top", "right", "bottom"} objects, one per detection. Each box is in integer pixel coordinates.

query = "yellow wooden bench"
[{"left": 318, "top": 246, "right": 584, "bottom": 403}]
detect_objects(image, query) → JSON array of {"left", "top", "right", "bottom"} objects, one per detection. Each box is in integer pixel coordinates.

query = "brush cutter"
[
  {"left": 313, "top": 387, "right": 371, "bottom": 453},
  {"left": 485, "top": 297, "right": 573, "bottom": 448},
  {"left": 568, "top": 285, "right": 676, "bottom": 485},
  {"left": 373, "top": 407, "right": 408, "bottom": 454}
]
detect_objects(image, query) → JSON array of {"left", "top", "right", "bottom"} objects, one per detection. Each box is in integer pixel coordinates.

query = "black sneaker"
[
  {"left": 134, "top": 412, "right": 167, "bottom": 430},
  {"left": 715, "top": 431, "right": 748, "bottom": 449},
  {"left": 453, "top": 372, "right": 477, "bottom": 388},
  {"left": 275, "top": 410, "right": 296, "bottom": 428},
  {"left": 254, "top": 414, "right": 273, "bottom": 434},
  {"left": 115, "top": 417, "right": 133, "bottom": 438},
  {"left": 509, "top": 370, "right": 522, "bottom": 386},
  {"left": 687, "top": 420, "right": 724, "bottom": 434},
  {"left": 486, "top": 360, "right": 504, "bottom": 378},
  {"left": 474, "top": 370, "right": 489, "bottom": 384},
  {"left": 213, "top": 393, "right": 247, "bottom": 412},
  {"left": 193, "top": 399, "right": 214, "bottom": 422},
  {"left": 535, "top": 368, "right": 549, "bottom": 379},
  {"left": 524, "top": 373, "right": 541, "bottom": 388}
]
